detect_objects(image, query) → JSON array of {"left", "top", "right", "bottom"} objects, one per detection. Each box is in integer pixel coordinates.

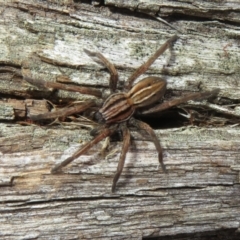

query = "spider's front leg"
[
  {"left": 84, "top": 49, "right": 118, "bottom": 93},
  {"left": 125, "top": 35, "right": 178, "bottom": 90}
]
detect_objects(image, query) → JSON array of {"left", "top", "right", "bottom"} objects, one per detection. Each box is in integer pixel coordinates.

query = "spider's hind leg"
[
  {"left": 129, "top": 118, "right": 166, "bottom": 173},
  {"left": 51, "top": 127, "right": 115, "bottom": 173},
  {"left": 112, "top": 124, "right": 131, "bottom": 192}
]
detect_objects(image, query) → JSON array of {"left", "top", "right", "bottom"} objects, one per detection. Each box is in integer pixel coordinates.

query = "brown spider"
[{"left": 23, "top": 35, "right": 218, "bottom": 192}]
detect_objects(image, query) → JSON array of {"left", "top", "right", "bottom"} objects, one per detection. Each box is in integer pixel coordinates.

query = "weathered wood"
[
  {"left": 0, "top": 99, "right": 50, "bottom": 120},
  {"left": 0, "top": 0, "right": 240, "bottom": 239}
]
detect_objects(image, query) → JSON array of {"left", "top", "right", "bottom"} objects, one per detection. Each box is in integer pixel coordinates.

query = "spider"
[{"left": 22, "top": 35, "right": 218, "bottom": 192}]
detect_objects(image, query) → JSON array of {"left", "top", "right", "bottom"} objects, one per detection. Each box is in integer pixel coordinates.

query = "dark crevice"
[
  {"left": 95, "top": 1, "right": 240, "bottom": 28},
  {"left": 73, "top": 0, "right": 92, "bottom": 5},
  {"left": 136, "top": 109, "right": 188, "bottom": 129},
  {"left": 6, "top": 195, "right": 120, "bottom": 206},
  {"left": 143, "top": 228, "right": 240, "bottom": 240},
  {"left": 171, "top": 11, "right": 240, "bottom": 26},
  {"left": 164, "top": 12, "right": 221, "bottom": 23},
  {"left": 136, "top": 107, "right": 223, "bottom": 130}
]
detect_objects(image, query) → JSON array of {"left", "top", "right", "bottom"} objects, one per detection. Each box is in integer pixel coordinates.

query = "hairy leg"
[
  {"left": 141, "top": 89, "right": 220, "bottom": 115},
  {"left": 130, "top": 118, "right": 166, "bottom": 173},
  {"left": 0, "top": 67, "right": 102, "bottom": 97},
  {"left": 24, "top": 76, "right": 102, "bottom": 98},
  {"left": 84, "top": 49, "right": 118, "bottom": 93},
  {"left": 51, "top": 127, "right": 115, "bottom": 173},
  {"left": 125, "top": 35, "right": 178, "bottom": 90},
  {"left": 30, "top": 101, "right": 96, "bottom": 121},
  {"left": 112, "top": 125, "right": 131, "bottom": 192}
]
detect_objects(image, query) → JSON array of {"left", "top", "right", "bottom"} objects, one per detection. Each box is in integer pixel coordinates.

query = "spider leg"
[
  {"left": 0, "top": 67, "right": 102, "bottom": 98},
  {"left": 130, "top": 118, "right": 166, "bottom": 173},
  {"left": 24, "top": 76, "right": 102, "bottom": 98},
  {"left": 112, "top": 125, "right": 131, "bottom": 192},
  {"left": 141, "top": 89, "right": 220, "bottom": 115},
  {"left": 30, "top": 101, "right": 96, "bottom": 121},
  {"left": 84, "top": 49, "right": 118, "bottom": 93},
  {"left": 125, "top": 35, "right": 178, "bottom": 90},
  {"left": 51, "top": 127, "right": 115, "bottom": 173}
]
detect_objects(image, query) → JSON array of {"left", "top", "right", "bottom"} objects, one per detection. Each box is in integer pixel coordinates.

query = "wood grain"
[{"left": 0, "top": 0, "right": 240, "bottom": 239}]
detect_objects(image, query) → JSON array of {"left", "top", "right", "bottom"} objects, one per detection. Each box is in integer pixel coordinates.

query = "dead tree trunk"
[{"left": 0, "top": 1, "right": 240, "bottom": 239}]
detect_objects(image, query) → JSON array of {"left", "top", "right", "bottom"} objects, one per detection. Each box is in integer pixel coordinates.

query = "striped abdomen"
[{"left": 99, "top": 77, "right": 166, "bottom": 124}]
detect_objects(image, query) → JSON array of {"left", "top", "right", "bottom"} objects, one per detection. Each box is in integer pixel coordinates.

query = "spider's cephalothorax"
[{"left": 29, "top": 35, "right": 218, "bottom": 192}]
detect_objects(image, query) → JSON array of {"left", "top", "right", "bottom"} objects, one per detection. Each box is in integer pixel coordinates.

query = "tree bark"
[{"left": 0, "top": 1, "right": 240, "bottom": 239}]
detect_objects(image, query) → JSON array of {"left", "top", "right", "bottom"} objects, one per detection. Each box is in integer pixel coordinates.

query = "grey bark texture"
[{"left": 0, "top": 1, "right": 240, "bottom": 239}]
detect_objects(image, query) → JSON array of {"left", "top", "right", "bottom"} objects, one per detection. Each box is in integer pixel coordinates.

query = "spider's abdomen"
[
  {"left": 99, "top": 93, "right": 134, "bottom": 124},
  {"left": 128, "top": 77, "right": 166, "bottom": 108}
]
